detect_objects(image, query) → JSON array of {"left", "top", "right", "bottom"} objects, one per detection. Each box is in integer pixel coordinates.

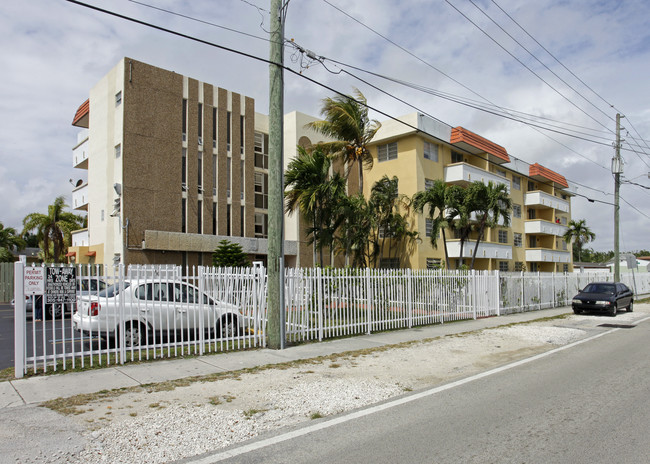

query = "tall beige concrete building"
[{"left": 68, "top": 58, "right": 322, "bottom": 267}]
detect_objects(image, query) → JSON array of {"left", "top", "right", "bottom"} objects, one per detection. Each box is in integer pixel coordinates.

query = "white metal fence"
[{"left": 13, "top": 262, "right": 650, "bottom": 377}]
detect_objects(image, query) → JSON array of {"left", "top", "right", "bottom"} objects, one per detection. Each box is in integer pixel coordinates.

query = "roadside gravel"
[{"left": 13, "top": 306, "right": 650, "bottom": 463}]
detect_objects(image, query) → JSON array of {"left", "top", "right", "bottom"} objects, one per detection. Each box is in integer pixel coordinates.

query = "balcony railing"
[
  {"left": 525, "top": 191, "right": 569, "bottom": 212},
  {"left": 525, "top": 248, "right": 571, "bottom": 263},
  {"left": 444, "top": 163, "right": 510, "bottom": 191},
  {"left": 447, "top": 240, "right": 512, "bottom": 259},
  {"left": 73, "top": 137, "right": 89, "bottom": 169},
  {"left": 524, "top": 220, "right": 568, "bottom": 237},
  {"left": 72, "top": 183, "right": 89, "bottom": 211}
]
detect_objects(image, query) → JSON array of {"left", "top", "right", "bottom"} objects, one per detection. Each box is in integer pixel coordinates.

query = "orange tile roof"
[
  {"left": 450, "top": 127, "right": 510, "bottom": 162},
  {"left": 72, "top": 99, "right": 89, "bottom": 127},
  {"left": 529, "top": 163, "right": 568, "bottom": 188}
]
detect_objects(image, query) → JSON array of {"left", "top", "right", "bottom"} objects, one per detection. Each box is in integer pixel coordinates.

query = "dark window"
[
  {"left": 212, "top": 202, "right": 217, "bottom": 235},
  {"left": 227, "top": 111, "right": 231, "bottom": 151},
  {"left": 240, "top": 205, "right": 245, "bottom": 237},
  {"left": 198, "top": 151, "right": 203, "bottom": 193},
  {"left": 212, "top": 107, "right": 217, "bottom": 148},
  {"left": 198, "top": 103, "right": 203, "bottom": 144},
  {"left": 181, "top": 199, "right": 187, "bottom": 233},
  {"left": 240, "top": 115, "right": 245, "bottom": 155},
  {"left": 182, "top": 148, "right": 187, "bottom": 188},
  {"left": 197, "top": 200, "right": 202, "bottom": 234},
  {"left": 226, "top": 204, "right": 231, "bottom": 236},
  {"left": 451, "top": 151, "right": 464, "bottom": 163},
  {"left": 182, "top": 99, "right": 187, "bottom": 141}
]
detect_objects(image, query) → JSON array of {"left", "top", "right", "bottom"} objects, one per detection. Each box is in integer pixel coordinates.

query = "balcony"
[
  {"left": 72, "top": 229, "right": 89, "bottom": 247},
  {"left": 72, "top": 183, "right": 89, "bottom": 211},
  {"left": 525, "top": 191, "right": 569, "bottom": 212},
  {"left": 444, "top": 163, "right": 510, "bottom": 191},
  {"left": 447, "top": 240, "right": 512, "bottom": 260},
  {"left": 525, "top": 248, "right": 571, "bottom": 263},
  {"left": 524, "top": 220, "right": 568, "bottom": 237},
  {"left": 73, "top": 135, "right": 89, "bottom": 169}
]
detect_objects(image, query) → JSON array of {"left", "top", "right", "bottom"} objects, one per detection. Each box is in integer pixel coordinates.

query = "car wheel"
[
  {"left": 123, "top": 322, "right": 146, "bottom": 347},
  {"left": 573, "top": 308, "right": 581, "bottom": 315},
  {"left": 609, "top": 304, "right": 617, "bottom": 317},
  {"left": 46, "top": 304, "right": 63, "bottom": 320},
  {"left": 628, "top": 300, "right": 633, "bottom": 312},
  {"left": 218, "top": 315, "right": 239, "bottom": 339}
]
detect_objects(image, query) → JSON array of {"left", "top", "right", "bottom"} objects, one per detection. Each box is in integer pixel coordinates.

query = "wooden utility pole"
[
  {"left": 267, "top": 0, "right": 285, "bottom": 349},
  {"left": 613, "top": 113, "right": 623, "bottom": 282}
]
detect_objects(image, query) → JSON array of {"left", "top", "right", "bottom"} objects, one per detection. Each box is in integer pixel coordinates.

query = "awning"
[
  {"left": 72, "top": 99, "right": 89, "bottom": 128},
  {"left": 85, "top": 251, "right": 97, "bottom": 257},
  {"left": 529, "top": 163, "right": 568, "bottom": 188},
  {"left": 65, "top": 251, "right": 76, "bottom": 257},
  {"left": 450, "top": 126, "right": 510, "bottom": 164}
]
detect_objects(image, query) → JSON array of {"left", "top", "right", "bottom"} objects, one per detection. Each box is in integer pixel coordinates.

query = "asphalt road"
[{"left": 203, "top": 318, "right": 650, "bottom": 464}]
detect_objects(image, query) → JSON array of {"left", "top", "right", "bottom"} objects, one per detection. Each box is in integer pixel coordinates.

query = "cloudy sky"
[{"left": 1, "top": 0, "right": 649, "bottom": 253}]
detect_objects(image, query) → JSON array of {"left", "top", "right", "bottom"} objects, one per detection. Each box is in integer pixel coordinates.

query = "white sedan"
[{"left": 72, "top": 279, "right": 245, "bottom": 347}]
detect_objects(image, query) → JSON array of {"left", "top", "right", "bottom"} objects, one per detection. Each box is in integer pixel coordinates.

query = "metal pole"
[{"left": 267, "top": 0, "right": 285, "bottom": 349}]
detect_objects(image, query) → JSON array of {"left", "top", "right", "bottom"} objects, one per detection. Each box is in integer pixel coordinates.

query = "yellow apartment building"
[{"left": 364, "top": 113, "right": 574, "bottom": 272}]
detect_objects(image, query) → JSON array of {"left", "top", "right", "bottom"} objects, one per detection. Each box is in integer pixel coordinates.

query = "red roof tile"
[
  {"left": 529, "top": 163, "right": 568, "bottom": 188},
  {"left": 72, "top": 99, "right": 89, "bottom": 128},
  {"left": 450, "top": 127, "right": 510, "bottom": 163}
]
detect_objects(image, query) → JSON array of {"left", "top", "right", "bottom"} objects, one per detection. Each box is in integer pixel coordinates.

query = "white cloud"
[{"left": 0, "top": 0, "right": 648, "bottom": 252}]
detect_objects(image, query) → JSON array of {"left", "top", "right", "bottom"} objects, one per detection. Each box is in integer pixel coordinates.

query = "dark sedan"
[{"left": 572, "top": 282, "right": 634, "bottom": 317}]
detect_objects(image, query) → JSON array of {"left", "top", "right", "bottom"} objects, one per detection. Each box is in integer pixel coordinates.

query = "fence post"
[
  {"left": 198, "top": 266, "right": 205, "bottom": 356},
  {"left": 537, "top": 271, "right": 542, "bottom": 311},
  {"left": 118, "top": 263, "right": 126, "bottom": 364},
  {"left": 471, "top": 270, "right": 477, "bottom": 320},
  {"left": 407, "top": 269, "right": 413, "bottom": 328},
  {"left": 14, "top": 261, "right": 25, "bottom": 379},
  {"left": 520, "top": 271, "right": 525, "bottom": 312},
  {"left": 495, "top": 270, "right": 501, "bottom": 316},
  {"left": 365, "top": 267, "right": 372, "bottom": 335},
  {"left": 316, "top": 267, "right": 324, "bottom": 342}
]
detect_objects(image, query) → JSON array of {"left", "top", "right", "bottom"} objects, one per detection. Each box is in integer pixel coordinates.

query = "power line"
[{"left": 65, "top": 0, "right": 622, "bottom": 209}]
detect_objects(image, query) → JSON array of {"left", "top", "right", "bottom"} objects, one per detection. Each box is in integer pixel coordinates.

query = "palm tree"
[
  {"left": 563, "top": 219, "right": 596, "bottom": 262},
  {"left": 412, "top": 180, "right": 451, "bottom": 269},
  {"left": 284, "top": 146, "right": 347, "bottom": 266},
  {"left": 445, "top": 184, "right": 475, "bottom": 269},
  {"left": 0, "top": 222, "right": 25, "bottom": 263},
  {"left": 22, "top": 196, "right": 84, "bottom": 263},
  {"left": 467, "top": 181, "right": 512, "bottom": 270},
  {"left": 336, "top": 193, "right": 375, "bottom": 268},
  {"left": 306, "top": 88, "right": 381, "bottom": 193}
]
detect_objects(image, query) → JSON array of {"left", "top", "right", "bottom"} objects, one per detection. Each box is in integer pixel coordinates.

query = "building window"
[
  {"left": 451, "top": 151, "right": 464, "bottom": 163},
  {"left": 212, "top": 155, "right": 217, "bottom": 196},
  {"left": 182, "top": 99, "right": 187, "bottom": 142},
  {"left": 255, "top": 172, "right": 268, "bottom": 209},
  {"left": 227, "top": 157, "right": 231, "bottom": 198},
  {"left": 212, "top": 107, "right": 217, "bottom": 148},
  {"left": 198, "top": 103, "right": 203, "bottom": 145},
  {"left": 181, "top": 199, "right": 187, "bottom": 233},
  {"left": 423, "top": 141, "right": 438, "bottom": 161},
  {"left": 240, "top": 205, "right": 245, "bottom": 237},
  {"left": 240, "top": 160, "right": 244, "bottom": 200},
  {"left": 115, "top": 91, "right": 122, "bottom": 107},
  {"left": 514, "top": 262, "right": 524, "bottom": 272},
  {"left": 513, "top": 204, "right": 521, "bottom": 218},
  {"left": 212, "top": 201, "right": 217, "bottom": 235},
  {"left": 197, "top": 151, "right": 203, "bottom": 193},
  {"left": 101, "top": 209, "right": 105, "bottom": 222},
  {"left": 527, "top": 181, "right": 536, "bottom": 191},
  {"left": 530, "top": 236, "right": 537, "bottom": 248},
  {"left": 254, "top": 132, "right": 268, "bottom": 169},
  {"left": 561, "top": 239, "right": 567, "bottom": 251},
  {"left": 499, "top": 261, "right": 509, "bottom": 272},
  {"left": 528, "top": 208, "right": 536, "bottom": 220},
  {"left": 424, "top": 178, "right": 434, "bottom": 191},
  {"left": 426, "top": 258, "right": 441, "bottom": 269},
  {"left": 197, "top": 200, "right": 202, "bottom": 234},
  {"left": 425, "top": 218, "right": 433, "bottom": 237},
  {"left": 513, "top": 176, "right": 521, "bottom": 190},
  {"left": 226, "top": 204, "right": 231, "bottom": 236},
  {"left": 495, "top": 168, "right": 507, "bottom": 178},
  {"left": 377, "top": 142, "right": 398, "bottom": 162},
  {"left": 563, "top": 264, "right": 569, "bottom": 273},
  {"left": 240, "top": 115, "right": 245, "bottom": 155},
  {"left": 114, "top": 144, "right": 121, "bottom": 159},
  {"left": 182, "top": 148, "right": 187, "bottom": 190},
  {"left": 255, "top": 213, "right": 267, "bottom": 238},
  {"left": 498, "top": 230, "right": 508, "bottom": 244},
  {"left": 226, "top": 111, "right": 231, "bottom": 152},
  {"left": 530, "top": 262, "right": 539, "bottom": 272},
  {"left": 380, "top": 258, "right": 400, "bottom": 269},
  {"left": 561, "top": 216, "right": 567, "bottom": 225},
  {"left": 514, "top": 233, "right": 522, "bottom": 247}
]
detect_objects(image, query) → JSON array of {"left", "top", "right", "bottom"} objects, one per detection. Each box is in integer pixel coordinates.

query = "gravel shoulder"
[{"left": 6, "top": 305, "right": 649, "bottom": 463}]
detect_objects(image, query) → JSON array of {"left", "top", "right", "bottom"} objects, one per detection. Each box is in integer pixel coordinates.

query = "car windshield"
[
  {"left": 583, "top": 283, "right": 615, "bottom": 294},
  {"left": 99, "top": 282, "right": 130, "bottom": 298}
]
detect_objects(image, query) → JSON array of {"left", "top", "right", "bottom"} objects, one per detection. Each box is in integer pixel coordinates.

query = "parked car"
[
  {"left": 572, "top": 282, "right": 634, "bottom": 317},
  {"left": 72, "top": 279, "right": 245, "bottom": 347},
  {"left": 12, "top": 278, "right": 107, "bottom": 320}
]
